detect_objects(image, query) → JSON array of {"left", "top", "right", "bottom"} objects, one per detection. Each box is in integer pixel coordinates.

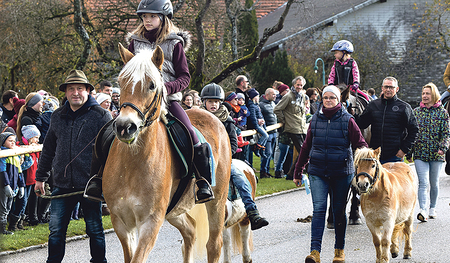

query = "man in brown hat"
[{"left": 35, "top": 69, "right": 111, "bottom": 263}]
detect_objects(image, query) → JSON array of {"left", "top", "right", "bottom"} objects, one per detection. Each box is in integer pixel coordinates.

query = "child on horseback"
[
  {"left": 84, "top": 0, "right": 214, "bottom": 204},
  {"left": 328, "top": 40, "right": 370, "bottom": 102},
  {"left": 200, "top": 83, "right": 269, "bottom": 230}
]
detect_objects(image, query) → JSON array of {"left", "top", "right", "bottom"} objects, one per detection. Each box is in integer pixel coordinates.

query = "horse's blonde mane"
[
  {"left": 119, "top": 49, "right": 166, "bottom": 97},
  {"left": 354, "top": 147, "right": 377, "bottom": 165}
]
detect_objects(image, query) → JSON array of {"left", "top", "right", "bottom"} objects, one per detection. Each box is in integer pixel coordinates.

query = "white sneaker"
[
  {"left": 429, "top": 208, "right": 437, "bottom": 219},
  {"left": 417, "top": 209, "right": 428, "bottom": 222}
]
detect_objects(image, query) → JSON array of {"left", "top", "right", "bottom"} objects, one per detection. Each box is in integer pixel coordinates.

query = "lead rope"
[{"left": 37, "top": 135, "right": 98, "bottom": 199}]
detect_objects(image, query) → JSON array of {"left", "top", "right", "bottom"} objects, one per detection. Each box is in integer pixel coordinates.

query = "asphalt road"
[{"left": 2, "top": 166, "right": 450, "bottom": 262}]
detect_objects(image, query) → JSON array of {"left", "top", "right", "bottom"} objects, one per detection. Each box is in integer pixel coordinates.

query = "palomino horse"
[
  {"left": 102, "top": 43, "right": 231, "bottom": 263},
  {"left": 352, "top": 147, "right": 417, "bottom": 263}
]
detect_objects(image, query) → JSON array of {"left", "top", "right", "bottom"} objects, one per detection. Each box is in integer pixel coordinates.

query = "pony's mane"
[
  {"left": 354, "top": 147, "right": 377, "bottom": 165},
  {"left": 119, "top": 49, "right": 165, "bottom": 96}
]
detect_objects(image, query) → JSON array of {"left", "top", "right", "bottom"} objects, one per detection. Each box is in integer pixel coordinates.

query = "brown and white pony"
[
  {"left": 102, "top": 43, "right": 231, "bottom": 263},
  {"left": 352, "top": 147, "right": 417, "bottom": 263}
]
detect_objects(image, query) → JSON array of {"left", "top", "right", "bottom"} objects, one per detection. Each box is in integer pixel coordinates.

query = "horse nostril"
[
  {"left": 365, "top": 182, "right": 370, "bottom": 188},
  {"left": 127, "top": 123, "right": 137, "bottom": 135}
]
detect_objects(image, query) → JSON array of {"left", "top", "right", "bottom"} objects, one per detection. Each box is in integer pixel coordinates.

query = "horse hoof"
[
  {"left": 391, "top": 252, "right": 399, "bottom": 258},
  {"left": 403, "top": 254, "right": 411, "bottom": 259},
  {"left": 349, "top": 218, "right": 362, "bottom": 225}
]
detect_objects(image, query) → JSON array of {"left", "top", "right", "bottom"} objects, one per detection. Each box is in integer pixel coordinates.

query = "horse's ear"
[
  {"left": 152, "top": 46, "right": 164, "bottom": 71},
  {"left": 118, "top": 43, "right": 134, "bottom": 64},
  {"left": 374, "top": 147, "right": 381, "bottom": 158}
]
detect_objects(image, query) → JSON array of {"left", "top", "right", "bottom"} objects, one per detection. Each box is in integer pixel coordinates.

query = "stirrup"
[
  {"left": 194, "top": 178, "right": 215, "bottom": 204},
  {"left": 83, "top": 175, "right": 105, "bottom": 202}
]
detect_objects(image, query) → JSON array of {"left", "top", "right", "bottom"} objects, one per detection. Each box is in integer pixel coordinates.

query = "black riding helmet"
[
  {"left": 137, "top": 0, "right": 173, "bottom": 19},
  {"left": 200, "top": 83, "right": 225, "bottom": 101}
]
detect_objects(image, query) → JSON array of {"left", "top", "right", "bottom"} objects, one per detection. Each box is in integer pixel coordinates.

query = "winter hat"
[
  {"left": 278, "top": 84, "right": 289, "bottom": 94},
  {"left": 42, "top": 96, "right": 60, "bottom": 112},
  {"left": 247, "top": 88, "right": 259, "bottom": 100},
  {"left": 96, "top": 93, "right": 111, "bottom": 105},
  {"left": 27, "top": 93, "right": 44, "bottom": 108},
  {"left": 322, "top": 85, "right": 341, "bottom": 102},
  {"left": 21, "top": 125, "right": 41, "bottom": 140},
  {"left": 37, "top": 90, "right": 49, "bottom": 98},
  {"left": 112, "top": 88, "right": 120, "bottom": 95},
  {"left": 225, "top": 92, "right": 237, "bottom": 102},
  {"left": 13, "top": 99, "right": 26, "bottom": 114},
  {"left": 0, "top": 132, "right": 15, "bottom": 146},
  {"left": 236, "top": 93, "right": 245, "bottom": 100}
]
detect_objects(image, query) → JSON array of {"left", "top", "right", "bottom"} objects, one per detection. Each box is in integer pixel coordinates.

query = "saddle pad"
[{"left": 166, "top": 115, "right": 194, "bottom": 178}]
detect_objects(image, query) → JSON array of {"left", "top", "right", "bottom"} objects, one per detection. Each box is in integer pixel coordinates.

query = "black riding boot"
[
  {"left": 193, "top": 143, "right": 214, "bottom": 204},
  {"left": 247, "top": 208, "right": 269, "bottom": 230}
]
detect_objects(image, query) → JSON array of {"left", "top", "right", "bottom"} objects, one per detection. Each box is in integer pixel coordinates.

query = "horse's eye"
[
  {"left": 372, "top": 164, "right": 376, "bottom": 168},
  {"left": 149, "top": 82, "right": 155, "bottom": 90}
]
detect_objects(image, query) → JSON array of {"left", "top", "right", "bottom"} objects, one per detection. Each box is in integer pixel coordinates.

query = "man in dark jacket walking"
[
  {"left": 35, "top": 70, "right": 112, "bottom": 263},
  {"left": 259, "top": 88, "right": 278, "bottom": 178},
  {"left": 356, "top": 76, "right": 418, "bottom": 163}
]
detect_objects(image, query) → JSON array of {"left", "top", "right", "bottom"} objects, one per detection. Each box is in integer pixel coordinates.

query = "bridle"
[
  {"left": 355, "top": 157, "right": 380, "bottom": 191},
  {"left": 119, "top": 87, "right": 162, "bottom": 129}
]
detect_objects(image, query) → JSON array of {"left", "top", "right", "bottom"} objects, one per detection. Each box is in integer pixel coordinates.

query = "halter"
[
  {"left": 355, "top": 157, "right": 380, "bottom": 191},
  {"left": 119, "top": 87, "right": 162, "bottom": 129}
]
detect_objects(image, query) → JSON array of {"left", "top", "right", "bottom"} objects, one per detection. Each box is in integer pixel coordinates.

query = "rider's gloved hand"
[{"left": 350, "top": 83, "right": 359, "bottom": 92}]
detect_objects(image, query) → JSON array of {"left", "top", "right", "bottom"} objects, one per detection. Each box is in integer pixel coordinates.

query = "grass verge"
[{"left": 1, "top": 154, "right": 296, "bottom": 252}]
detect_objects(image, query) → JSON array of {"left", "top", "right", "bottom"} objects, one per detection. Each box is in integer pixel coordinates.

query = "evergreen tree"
[
  {"left": 250, "top": 50, "right": 295, "bottom": 93},
  {"left": 238, "top": 0, "right": 259, "bottom": 57}
]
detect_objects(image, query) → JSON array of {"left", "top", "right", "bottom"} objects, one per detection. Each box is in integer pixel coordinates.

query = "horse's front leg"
[
  {"left": 380, "top": 221, "right": 395, "bottom": 263},
  {"left": 130, "top": 214, "right": 166, "bottom": 263},
  {"left": 167, "top": 213, "right": 196, "bottom": 263},
  {"left": 239, "top": 220, "right": 253, "bottom": 263},
  {"left": 370, "top": 227, "right": 382, "bottom": 263},
  {"left": 110, "top": 213, "right": 136, "bottom": 263}
]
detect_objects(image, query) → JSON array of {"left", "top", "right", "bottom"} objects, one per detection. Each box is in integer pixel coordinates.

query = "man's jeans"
[
  {"left": 231, "top": 163, "right": 256, "bottom": 212},
  {"left": 309, "top": 174, "right": 352, "bottom": 252},
  {"left": 275, "top": 142, "right": 291, "bottom": 172},
  {"left": 47, "top": 187, "right": 106, "bottom": 263},
  {"left": 414, "top": 159, "right": 443, "bottom": 211},
  {"left": 260, "top": 133, "right": 276, "bottom": 173}
]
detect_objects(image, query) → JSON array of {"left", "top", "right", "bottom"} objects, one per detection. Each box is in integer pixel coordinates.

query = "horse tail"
[{"left": 188, "top": 204, "right": 209, "bottom": 259}]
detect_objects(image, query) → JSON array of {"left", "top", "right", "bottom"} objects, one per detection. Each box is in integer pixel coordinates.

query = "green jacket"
[{"left": 274, "top": 90, "right": 308, "bottom": 134}]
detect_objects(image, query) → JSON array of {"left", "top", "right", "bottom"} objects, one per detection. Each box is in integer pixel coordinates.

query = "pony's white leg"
[
  {"left": 110, "top": 213, "right": 137, "bottom": 263},
  {"left": 222, "top": 227, "right": 232, "bottom": 263},
  {"left": 167, "top": 214, "right": 196, "bottom": 263},
  {"left": 239, "top": 222, "right": 253, "bottom": 263},
  {"left": 403, "top": 214, "right": 414, "bottom": 259}
]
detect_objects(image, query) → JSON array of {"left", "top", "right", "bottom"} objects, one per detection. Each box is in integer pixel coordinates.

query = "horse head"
[
  {"left": 114, "top": 43, "right": 166, "bottom": 144},
  {"left": 352, "top": 147, "right": 381, "bottom": 194}
]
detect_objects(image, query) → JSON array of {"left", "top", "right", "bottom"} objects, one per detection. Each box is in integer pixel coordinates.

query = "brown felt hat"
[{"left": 59, "top": 69, "right": 95, "bottom": 92}]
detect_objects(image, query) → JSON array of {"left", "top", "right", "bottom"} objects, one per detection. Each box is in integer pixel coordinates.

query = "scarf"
[
  {"left": 224, "top": 101, "right": 241, "bottom": 113},
  {"left": 201, "top": 104, "right": 229, "bottom": 122}
]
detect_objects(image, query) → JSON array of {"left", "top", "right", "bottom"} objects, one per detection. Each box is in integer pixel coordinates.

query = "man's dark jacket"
[
  {"left": 36, "top": 95, "right": 112, "bottom": 189},
  {"left": 356, "top": 94, "right": 418, "bottom": 161},
  {"left": 259, "top": 96, "right": 277, "bottom": 134}
]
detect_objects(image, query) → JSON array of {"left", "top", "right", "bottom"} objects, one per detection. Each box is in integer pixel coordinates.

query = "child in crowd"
[
  {"left": 236, "top": 93, "right": 250, "bottom": 131},
  {"left": 328, "top": 40, "right": 369, "bottom": 101},
  {"left": 246, "top": 88, "right": 269, "bottom": 157},
  {"left": 200, "top": 83, "right": 269, "bottom": 230},
  {"left": 0, "top": 132, "right": 24, "bottom": 235},
  {"left": 8, "top": 125, "right": 41, "bottom": 230},
  {"left": 223, "top": 92, "right": 249, "bottom": 152}
]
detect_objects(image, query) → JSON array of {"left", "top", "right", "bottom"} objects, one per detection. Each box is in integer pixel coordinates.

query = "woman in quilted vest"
[{"left": 293, "top": 85, "right": 367, "bottom": 263}]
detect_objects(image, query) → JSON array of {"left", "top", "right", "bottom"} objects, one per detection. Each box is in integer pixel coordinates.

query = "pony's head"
[
  {"left": 352, "top": 147, "right": 381, "bottom": 194},
  {"left": 114, "top": 43, "right": 167, "bottom": 144}
]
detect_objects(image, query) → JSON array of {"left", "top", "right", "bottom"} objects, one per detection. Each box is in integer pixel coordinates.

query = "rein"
[
  {"left": 355, "top": 157, "right": 380, "bottom": 192},
  {"left": 120, "top": 88, "right": 162, "bottom": 128}
]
